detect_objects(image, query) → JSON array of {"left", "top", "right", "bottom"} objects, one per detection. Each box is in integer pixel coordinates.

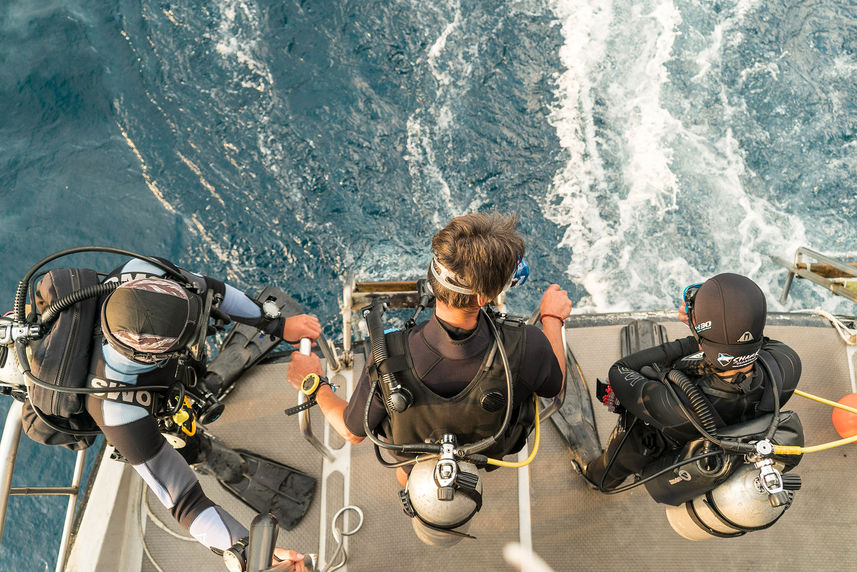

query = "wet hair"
[{"left": 428, "top": 213, "right": 525, "bottom": 308}]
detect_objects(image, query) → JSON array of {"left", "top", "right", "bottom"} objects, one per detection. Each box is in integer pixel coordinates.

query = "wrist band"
[{"left": 540, "top": 313, "right": 565, "bottom": 325}]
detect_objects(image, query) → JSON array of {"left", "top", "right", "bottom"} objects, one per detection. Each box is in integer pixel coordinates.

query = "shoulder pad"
[{"left": 493, "top": 313, "right": 526, "bottom": 328}]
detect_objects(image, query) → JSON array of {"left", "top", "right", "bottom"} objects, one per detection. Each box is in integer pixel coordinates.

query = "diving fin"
[
  {"left": 620, "top": 319, "right": 667, "bottom": 357},
  {"left": 205, "top": 286, "right": 305, "bottom": 399},
  {"left": 547, "top": 344, "right": 602, "bottom": 470},
  {"left": 201, "top": 440, "right": 316, "bottom": 531}
]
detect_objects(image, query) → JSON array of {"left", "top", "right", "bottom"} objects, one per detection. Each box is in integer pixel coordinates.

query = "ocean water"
[{"left": 1, "top": 0, "right": 855, "bottom": 569}]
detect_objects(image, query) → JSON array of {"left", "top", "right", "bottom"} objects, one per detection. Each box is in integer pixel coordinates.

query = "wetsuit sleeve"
[
  {"left": 218, "top": 282, "right": 286, "bottom": 337},
  {"left": 342, "top": 364, "right": 388, "bottom": 437},
  {"left": 156, "top": 258, "right": 286, "bottom": 337},
  {"left": 521, "top": 325, "right": 563, "bottom": 398},
  {"left": 608, "top": 336, "right": 701, "bottom": 432},
  {"left": 762, "top": 338, "right": 802, "bottom": 406}
]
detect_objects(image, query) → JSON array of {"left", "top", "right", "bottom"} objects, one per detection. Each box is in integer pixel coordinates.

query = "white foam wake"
[{"left": 545, "top": 0, "right": 808, "bottom": 312}]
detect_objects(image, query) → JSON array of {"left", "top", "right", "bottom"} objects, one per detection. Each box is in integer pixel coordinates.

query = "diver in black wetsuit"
[
  {"left": 286, "top": 213, "right": 572, "bottom": 485},
  {"left": 87, "top": 257, "right": 318, "bottom": 568},
  {"left": 583, "top": 273, "right": 802, "bottom": 490}
]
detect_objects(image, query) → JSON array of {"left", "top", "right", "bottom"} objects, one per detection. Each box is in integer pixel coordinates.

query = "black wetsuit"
[
  {"left": 343, "top": 312, "right": 563, "bottom": 457},
  {"left": 84, "top": 258, "right": 283, "bottom": 552},
  {"left": 585, "top": 336, "right": 801, "bottom": 489}
]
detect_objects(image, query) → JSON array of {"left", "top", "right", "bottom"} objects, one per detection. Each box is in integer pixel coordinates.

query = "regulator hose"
[
  {"left": 14, "top": 246, "right": 192, "bottom": 323},
  {"left": 14, "top": 280, "right": 26, "bottom": 322},
  {"left": 665, "top": 369, "right": 719, "bottom": 438},
  {"left": 658, "top": 369, "right": 754, "bottom": 455},
  {"left": 39, "top": 281, "right": 119, "bottom": 326},
  {"left": 364, "top": 299, "right": 411, "bottom": 413}
]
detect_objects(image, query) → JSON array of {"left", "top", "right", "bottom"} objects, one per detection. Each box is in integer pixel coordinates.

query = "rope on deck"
[{"left": 795, "top": 308, "right": 857, "bottom": 345}]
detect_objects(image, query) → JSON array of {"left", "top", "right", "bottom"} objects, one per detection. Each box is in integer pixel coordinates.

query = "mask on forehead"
[{"left": 429, "top": 255, "right": 529, "bottom": 297}]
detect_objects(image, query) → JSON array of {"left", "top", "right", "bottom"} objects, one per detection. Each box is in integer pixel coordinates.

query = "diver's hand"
[
  {"left": 678, "top": 302, "right": 689, "bottom": 325},
  {"left": 286, "top": 352, "right": 323, "bottom": 390},
  {"left": 271, "top": 548, "right": 306, "bottom": 571},
  {"left": 283, "top": 314, "right": 322, "bottom": 343},
  {"left": 539, "top": 284, "right": 572, "bottom": 324}
]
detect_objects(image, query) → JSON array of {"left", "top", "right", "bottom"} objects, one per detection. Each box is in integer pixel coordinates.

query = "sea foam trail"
[{"left": 545, "top": 0, "right": 807, "bottom": 312}]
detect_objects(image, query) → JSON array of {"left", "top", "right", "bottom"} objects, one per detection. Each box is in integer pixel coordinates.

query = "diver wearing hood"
[
  {"left": 287, "top": 213, "right": 571, "bottom": 543},
  {"left": 583, "top": 273, "right": 802, "bottom": 492},
  {"left": 85, "top": 257, "right": 319, "bottom": 563}
]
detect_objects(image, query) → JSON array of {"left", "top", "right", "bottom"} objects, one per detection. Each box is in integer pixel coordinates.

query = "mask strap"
[{"left": 430, "top": 257, "right": 475, "bottom": 296}]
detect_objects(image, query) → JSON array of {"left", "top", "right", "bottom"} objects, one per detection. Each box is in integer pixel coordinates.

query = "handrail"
[
  {"left": 342, "top": 274, "right": 353, "bottom": 367},
  {"left": 774, "top": 247, "right": 857, "bottom": 304},
  {"left": 297, "top": 339, "right": 336, "bottom": 462},
  {"left": 0, "top": 399, "right": 23, "bottom": 539},
  {"left": 0, "top": 399, "right": 87, "bottom": 572}
]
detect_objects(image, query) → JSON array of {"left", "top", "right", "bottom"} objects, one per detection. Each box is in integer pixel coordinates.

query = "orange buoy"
[{"left": 832, "top": 393, "right": 857, "bottom": 438}]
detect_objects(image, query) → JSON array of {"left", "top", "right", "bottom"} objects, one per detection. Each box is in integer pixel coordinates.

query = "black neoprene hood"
[
  {"left": 101, "top": 277, "right": 202, "bottom": 361},
  {"left": 693, "top": 273, "right": 766, "bottom": 371}
]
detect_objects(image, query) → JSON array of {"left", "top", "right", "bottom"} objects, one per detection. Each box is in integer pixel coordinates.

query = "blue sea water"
[{"left": 1, "top": 0, "right": 855, "bottom": 569}]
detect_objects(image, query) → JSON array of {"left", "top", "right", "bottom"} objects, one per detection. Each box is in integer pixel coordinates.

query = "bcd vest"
[
  {"left": 21, "top": 264, "right": 204, "bottom": 450},
  {"left": 87, "top": 336, "right": 204, "bottom": 415},
  {"left": 377, "top": 316, "right": 535, "bottom": 459}
]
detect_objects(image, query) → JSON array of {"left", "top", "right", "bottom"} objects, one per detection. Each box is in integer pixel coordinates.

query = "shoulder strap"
[{"left": 756, "top": 351, "right": 783, "bottom": 413}]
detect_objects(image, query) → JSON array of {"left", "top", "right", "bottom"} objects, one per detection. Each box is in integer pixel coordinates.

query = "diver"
[
  {"left": 10, "top": 252, "right": 318, "bottom": 569},
  {"left": 286, "top": 213, "right": 572, "bottom": 541},
  {"left": 580, "top": 273, "right": 804, "bottom": 537}
]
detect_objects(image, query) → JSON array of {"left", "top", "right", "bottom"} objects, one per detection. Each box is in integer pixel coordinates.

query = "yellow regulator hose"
[
  {"left": 485, "top": 396, "right": 540, "bottom": 468},
  {"left": 773, "top": 389, "right": 857, "bottom": 455}
]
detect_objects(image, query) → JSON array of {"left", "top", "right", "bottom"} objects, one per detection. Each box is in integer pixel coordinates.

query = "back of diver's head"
[{"left": 428, "top": 213, "right": 525, "bottom": 309}]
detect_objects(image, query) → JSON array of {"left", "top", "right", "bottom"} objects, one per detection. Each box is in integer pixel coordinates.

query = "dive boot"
[
  {"left": 205, "top": 286, "right": 305, "bottom": 399},
  {"left": 548, "top": 345, "right": 602, "bottom": 473},
  {"left": 199, "top": 438, "right": 316, "bottom": 530}
]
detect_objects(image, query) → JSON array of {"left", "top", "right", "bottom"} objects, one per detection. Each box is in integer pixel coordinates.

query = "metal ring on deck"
[{"left": 331, "top": 505, "right": 364, "bottom": 540}]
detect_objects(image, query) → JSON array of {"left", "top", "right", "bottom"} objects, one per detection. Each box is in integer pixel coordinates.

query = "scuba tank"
[
  {"left": 361, "top": 297, "right": 519, "bottom": 546},
  {"left": 638, "top": 366, "right": 803, "bottom": 540},
  {"left": 403, "top": 456, "right": 483, "bottom": 547},
  {"left": 665, "top": 462, "right": 800, "bottom": 540},
  {"left": 4, "top": 247, "right": 227, "bottom": 450}
]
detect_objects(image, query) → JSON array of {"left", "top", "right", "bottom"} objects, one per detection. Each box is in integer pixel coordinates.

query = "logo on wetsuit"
[
  {"left": 716, "top": 351, "right": 759, "bottom": 368},
  {"left": 90, "top": 377, "right": 153, "bottom": 408}
]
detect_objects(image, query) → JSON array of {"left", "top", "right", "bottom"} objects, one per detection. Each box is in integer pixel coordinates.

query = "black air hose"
[
  {"left": 364, "top": 299, "right": 410, "bottom": 413},
  {"left": 14, "top": 280, "right": 26, "bottom": 322},
  {"left": 666, "top": 369, "right": 718, "bottom": 438},
  {"left": 364, "top": 300, "right": 390, "bottom": 377},
  {"left": 39, "top": 282, "right": 119, "bottom": 326}
]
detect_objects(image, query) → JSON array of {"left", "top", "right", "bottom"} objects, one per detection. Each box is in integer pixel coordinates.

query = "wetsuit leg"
[
  {"left": 86, "top": 395, "right": 248, "bottom": 551},
  {"left": 584, "top": 414, "right": 666, "bottom": 490}
]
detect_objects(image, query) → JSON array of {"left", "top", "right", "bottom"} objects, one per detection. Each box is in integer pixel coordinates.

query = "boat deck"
[{"left": 67, "top": 313, "right": 857, "bottom": 571}]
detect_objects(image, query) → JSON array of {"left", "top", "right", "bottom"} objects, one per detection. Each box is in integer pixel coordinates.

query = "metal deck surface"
[{"left": 86, "top": 315, "right": 857, "bottom": 571}]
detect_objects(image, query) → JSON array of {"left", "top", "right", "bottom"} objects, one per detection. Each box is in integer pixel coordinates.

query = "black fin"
[
  {"left": 547, "top": 345, "right": 602, "bottom": 469},
  {"left": 203, "top": 442, "right": 316, "bottom": 531},
  {"left": 620, "top": 319, "right": 668, "bottom": 357}
]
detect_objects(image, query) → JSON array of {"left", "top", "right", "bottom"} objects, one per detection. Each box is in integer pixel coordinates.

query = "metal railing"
[
  {"left": 0, "top": 399, "right": 88, "bottom": 572},
  {"left": 774, "top": 247, "right": 857, "bottom": 305}
]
